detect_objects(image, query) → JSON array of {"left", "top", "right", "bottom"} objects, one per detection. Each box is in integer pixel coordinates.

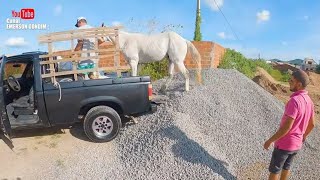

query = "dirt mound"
[
  {"left": 253, "top": 67, "right": 320, "bottom": 121},
  {"left": 252, "top": 67, "right": 290, "bottom": 96},
  {"left": 309, "top": 72, "right": 320, "bottom": 86}
]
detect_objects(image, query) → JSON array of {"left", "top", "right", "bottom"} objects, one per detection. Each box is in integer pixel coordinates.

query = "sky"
[{"left": 1, "top": 0, "right": 320, "bottom": 62}]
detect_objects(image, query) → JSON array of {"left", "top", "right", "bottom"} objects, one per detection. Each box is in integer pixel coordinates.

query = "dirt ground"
[
  {"left": 253, "top": 67, "right": 320, "bottom": 121},
  {"left": 0, "top": 124, "right": 119, "bottom": 180}
]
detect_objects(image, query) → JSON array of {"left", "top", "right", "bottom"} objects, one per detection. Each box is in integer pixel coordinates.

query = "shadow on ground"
[
  {"left": 1, "top": 115, "right": 140, "bottom": 147},
  {"left": 160, "top": 125, "right": 237, "bottom": 180}
]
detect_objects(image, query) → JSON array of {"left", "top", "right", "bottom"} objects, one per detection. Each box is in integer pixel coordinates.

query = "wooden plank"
[
  {"left": 40, "top": 54, "right": 115, "bottom": 65},
  {"left": 39, "top": 48, "right": 116, "bottom": 59},
  {"left": 114, "top": 29, "right": 121, "bottom": 77},
  {"left": 40, "top": 56, "right": 98, "bottom": 65},
  {"left": 38, "top": 28, "right": 119, "bottom": 42},
  {"left": 39, "top": 33, "right": 117, "bottom": 43},
  {"left": 39, "top": 26, "right": 122, "bottom": 37},
  {"left": 95, "top": 33, "right": 100, "bottom": 77},
  {"left": 48, "top": 42, "right": 54, "bottom": 82},
  {"left": 39, "top": 32, "right": 117, "bottom": 41},
  {"left": 99, "top": 66, "right": 130, "bottom": 72},
  {"left": 41, "top": 66, "right": 130, "bottom": 78},
  {"left": 70, "top": 33, "right": 77, "bottom": 80},
  {"left": 39, "top": 30, "right": 117, "bottom": 39}
]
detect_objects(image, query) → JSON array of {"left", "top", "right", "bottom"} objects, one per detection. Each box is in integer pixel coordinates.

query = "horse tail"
[{"left": 186, "top": 41, "right": 202, "bottom": 84}]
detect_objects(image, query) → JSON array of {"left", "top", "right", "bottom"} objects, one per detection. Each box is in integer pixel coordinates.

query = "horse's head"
[{"left": 105, "top": 30, "right": 127, "bottom": 49}]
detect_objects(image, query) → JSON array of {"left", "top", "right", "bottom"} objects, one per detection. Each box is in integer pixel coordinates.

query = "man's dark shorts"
[{"left": 269, "top": 147, "right": 299, "bottom": 174}]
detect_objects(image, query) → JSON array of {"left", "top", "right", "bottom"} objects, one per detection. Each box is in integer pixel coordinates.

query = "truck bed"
[{"left": 41, "top": 76, "right": 152, "bottom": 126}]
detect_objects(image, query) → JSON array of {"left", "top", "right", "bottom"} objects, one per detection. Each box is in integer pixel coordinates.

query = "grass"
[{"left": 138, "top": 58, "right": 169, "bottom": 81}]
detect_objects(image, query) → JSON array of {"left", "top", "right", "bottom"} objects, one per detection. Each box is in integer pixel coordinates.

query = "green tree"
[{"left": 219, "top": 48, "right": 290, "bottom": 82}]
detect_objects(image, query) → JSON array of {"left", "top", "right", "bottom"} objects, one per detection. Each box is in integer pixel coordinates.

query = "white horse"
[{"left": 109, "top": 31, "right": 202, "bottom": 91}]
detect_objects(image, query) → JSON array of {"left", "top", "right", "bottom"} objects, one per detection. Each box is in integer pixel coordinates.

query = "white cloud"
[
  {"left": 257, "top": 10, "right": 270, "bottom": 23},
  {"left": 217, "top": 32, "right": 226, "bottom": 39},
  {"left": 281, "top": 41, "right": 288, "bottom": 46},
  {"left": 5, "top": 37, "right": 28, "bottom": 47},
  {"left": 217, "top": 32, "right": 234, "bottom": 40},
  {"left": 205, "top": 0, "right": 224, "bottom": 11},
  {"left": 111, "top": 21, "right": 122, "bottom": 26},
  {"left": 303, "top": 15, "right": 309, "bottom": 20},
  {"left": 54, "top": 5, "right": 62, "bottom": 16}
]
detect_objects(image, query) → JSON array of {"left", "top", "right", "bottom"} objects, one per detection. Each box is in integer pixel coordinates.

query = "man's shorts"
[{"left": 269, "top": 147, "right": 299, "bottom": 174}]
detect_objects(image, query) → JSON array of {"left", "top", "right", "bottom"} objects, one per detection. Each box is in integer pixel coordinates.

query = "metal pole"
[{"left": 197, "top": 0, "right": 201, "bottom": 14}]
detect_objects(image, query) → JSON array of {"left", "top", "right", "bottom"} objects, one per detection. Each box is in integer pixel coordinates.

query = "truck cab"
[{"left": 0, "top": 51, "right": 156, "bottom": 146}]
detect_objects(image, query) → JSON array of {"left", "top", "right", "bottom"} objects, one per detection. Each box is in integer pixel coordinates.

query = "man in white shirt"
[{"left": 74, "top": 17, "right": 104, "bottom": 79}]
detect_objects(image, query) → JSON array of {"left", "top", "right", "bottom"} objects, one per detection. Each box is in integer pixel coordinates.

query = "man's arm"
[
  {"left": 264, "top": 116, "right": 295, "bottom": 150},
  {"left": 303, "top": 116, "right": 315, "bottom": 141}
]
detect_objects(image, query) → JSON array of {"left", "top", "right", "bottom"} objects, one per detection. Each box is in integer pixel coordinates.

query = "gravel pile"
[
  {"left": 2, "top": 69, "right": 318, "bottom": 180},
  {"left": 116, "top": 69, "right": 320, "bottom": 180}
]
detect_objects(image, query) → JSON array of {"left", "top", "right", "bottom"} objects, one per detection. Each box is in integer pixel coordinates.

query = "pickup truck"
[{"left": 0, "top": 51, "right": 156, "bottom": 145}]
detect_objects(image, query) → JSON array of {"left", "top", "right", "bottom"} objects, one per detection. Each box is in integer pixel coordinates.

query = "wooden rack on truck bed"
[{"left": 38, "top": 26, "right": 130, "bottom": 82}]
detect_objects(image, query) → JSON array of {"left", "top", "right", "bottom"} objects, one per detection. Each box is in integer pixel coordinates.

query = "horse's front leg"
[{"left": 129, "top": 60, "right": 138, "bottom": 76}]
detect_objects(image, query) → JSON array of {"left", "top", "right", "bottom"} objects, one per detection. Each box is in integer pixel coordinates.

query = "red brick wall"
[
  {"left": 99, "top": 41, "right": 225, "bottom": 70},
  {"left": 98, "top": 42, "right": 127, "bottom": 67},
  {"left": 212, "top": 43, "right": 226, "bottom": 68},
  {"left": 183, "top": 41, "right": 226, "bottom": 69},
  {"left": 55, "top": 41, "right": 225, "bottom": 70}
]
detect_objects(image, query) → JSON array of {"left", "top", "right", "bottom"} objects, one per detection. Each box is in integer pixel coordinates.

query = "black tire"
[{"left": 83, "top": 106, "right": 121, "bottom": 143}]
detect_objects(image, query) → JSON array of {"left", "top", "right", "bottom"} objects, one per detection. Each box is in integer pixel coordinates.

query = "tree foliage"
[
  {"left": 219, "top": 49, "right": 290, "bottom": 82},
  {"left": 193, "top": 10, "right": 202, "bottom": 41}
]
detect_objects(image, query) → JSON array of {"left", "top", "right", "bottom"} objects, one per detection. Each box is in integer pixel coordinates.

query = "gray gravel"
[
  {"left": 116, "top": 69, "right": 320, "bottom": 180},
  {"left": 2, "top": 69, "right": 319, "bottom": 180}
]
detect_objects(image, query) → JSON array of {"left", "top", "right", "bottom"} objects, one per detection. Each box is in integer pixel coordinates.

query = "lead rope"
[{"left": 51, "top": 68, "right": 62, "bottom": 101}]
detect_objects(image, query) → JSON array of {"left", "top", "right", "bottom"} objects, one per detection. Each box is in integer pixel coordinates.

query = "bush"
[
  {"left": 219, "top": 48, "right": 290, "bottom": 82},
  {"left": 316, "top": 64, "right": 320, "bottom": 74},
  {"left": 138, "top": 58, "right": 169, "bottom": 81}
]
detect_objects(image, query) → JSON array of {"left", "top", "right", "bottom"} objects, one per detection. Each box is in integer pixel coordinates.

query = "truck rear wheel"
[{"left": 83, "top": 106, "right": 121, "bottom": 143}]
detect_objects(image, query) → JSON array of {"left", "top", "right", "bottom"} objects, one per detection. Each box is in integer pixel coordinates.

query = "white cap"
[{"left": 75, "top": 17, "right": 86, "bottom": 27}]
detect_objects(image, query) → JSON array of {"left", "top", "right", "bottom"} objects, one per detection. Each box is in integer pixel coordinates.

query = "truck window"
[{"left": 4, "top": 62, "right": 27, "bottom": 80}]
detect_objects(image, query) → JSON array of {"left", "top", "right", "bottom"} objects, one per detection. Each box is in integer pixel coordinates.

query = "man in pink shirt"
[{"left": 264, "top": 70, "right": 315, "bottom": 180}]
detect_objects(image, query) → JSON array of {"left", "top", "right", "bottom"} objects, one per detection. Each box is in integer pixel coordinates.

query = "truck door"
[
  {"left": 0, "top": 56, "right": 14, "bottom": 148},
  {"left": 0, "top": 56, "right": 11, "bottom": 135}
]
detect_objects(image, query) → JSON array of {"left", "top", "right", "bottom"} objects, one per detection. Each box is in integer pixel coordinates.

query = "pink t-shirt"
[{"left": 275, "top": 90, "right": 314, "bottom": 151}]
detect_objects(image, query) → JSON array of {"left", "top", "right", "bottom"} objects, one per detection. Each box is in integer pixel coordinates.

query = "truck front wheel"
[{"left": 83, "top": 106, "right": 122, "bottom": 143}]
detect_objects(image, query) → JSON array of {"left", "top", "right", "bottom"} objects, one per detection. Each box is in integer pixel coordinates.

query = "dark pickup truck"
[{"left": 0, "top": 51, "right": 156, "bottom": 144}]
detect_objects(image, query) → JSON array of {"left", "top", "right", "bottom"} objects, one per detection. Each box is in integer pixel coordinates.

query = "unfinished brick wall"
[
  {"left": 98, "top": 42, "right": 127, "bottom": 67},
  {"left": 183, "top": 41, "right": 225, "bottom": 69},
  {"left": 53, "top": 41, "right": 225, "bottom": 70},
  {"left": 98, "top": 41, "right": 226, "bottom": 70}
]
